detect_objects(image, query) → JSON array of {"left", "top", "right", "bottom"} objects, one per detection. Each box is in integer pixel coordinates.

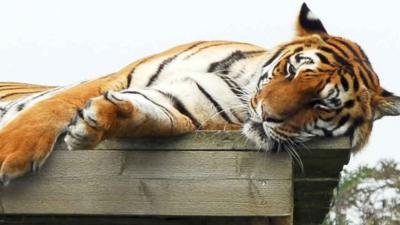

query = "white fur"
[{"left": 306, "top": 11, "right": 319, "bottom": 21}]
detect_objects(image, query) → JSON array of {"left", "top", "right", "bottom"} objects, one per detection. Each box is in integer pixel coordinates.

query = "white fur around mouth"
[{"left": 243, "top": 120, "right": 278, "bottom": 151}]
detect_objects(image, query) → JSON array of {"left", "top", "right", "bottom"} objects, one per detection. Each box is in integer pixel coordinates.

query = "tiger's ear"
[
  {"left": 296, "top": 3, "right": 328, "bottom": 36},
  {"left": 373, "top": 90, "right": 400, "bottom": 120}
]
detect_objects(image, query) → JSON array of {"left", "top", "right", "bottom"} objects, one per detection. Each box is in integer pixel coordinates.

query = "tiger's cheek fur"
[
  {"left": 254, "top": 76, "right": 324, "bottom": 121},
  {"left": 349, "top": 89, "right": 374, "bottom": 150}
]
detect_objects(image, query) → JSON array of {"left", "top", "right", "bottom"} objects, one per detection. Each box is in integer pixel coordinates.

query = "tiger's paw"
[
  {"left": 64, "top": 91, "right": 133, "bottom": 150},
  {"left": 0, "top": 127, "right": 55, "bottom": 186}
]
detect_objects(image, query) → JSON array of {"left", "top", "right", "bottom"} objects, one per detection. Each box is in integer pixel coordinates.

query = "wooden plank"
[
  {"left": 1, "top": 178, "right": 292, "bottom": 216},
  {"left": 0, "top": 216, "right": 195, "bottom": 225},
  {"left": 0, "top": 216, "right": 290, "bottom": 225},
  {"left": 0, "top": 150, "right": 292, "bottom": 217},
  {"left": 56, "top": 131, "right": 351, "bottom": 151},
  {"left": 26, "top": 150, "right": 291, "bottom": 180}
]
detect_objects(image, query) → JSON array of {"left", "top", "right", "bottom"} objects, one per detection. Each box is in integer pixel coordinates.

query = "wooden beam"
[
  {"left": 0, "top": 150, "right": 292, "bottom": 216},
  {"left": 55, "top": 131, "right": 350, "bottom": 151},
  {"left": 0, "top": 131, "right": 352, "bottom": 225}
]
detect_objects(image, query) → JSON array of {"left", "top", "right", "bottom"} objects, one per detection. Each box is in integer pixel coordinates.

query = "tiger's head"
[{"left": 244, "top": 3, "right": 400, "bottom": 152}]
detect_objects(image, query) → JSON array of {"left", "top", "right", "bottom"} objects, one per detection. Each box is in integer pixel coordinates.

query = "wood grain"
[
  {"left": 0, "top": 131, "right": 352, "bottom": 225},
  {"left": 0, "top": 150, "right": 292, "bottom": 216}
]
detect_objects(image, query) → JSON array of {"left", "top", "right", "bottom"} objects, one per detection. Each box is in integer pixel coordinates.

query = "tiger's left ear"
[
  {"left": 296, "top": 3, "right": 328, "bottom": 36},
  {"left": 373, "top": 90, "right": 400, "bottom": 120}
]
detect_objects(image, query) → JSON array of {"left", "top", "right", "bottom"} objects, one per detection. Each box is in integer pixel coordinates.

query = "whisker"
[{"left": 286, "top": 139, "right": 304, "bottom": 172}]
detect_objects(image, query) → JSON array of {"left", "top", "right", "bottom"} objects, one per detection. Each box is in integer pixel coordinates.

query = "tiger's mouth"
[{"left": 242, "top": 119, "right": 313, "bottom": 152}]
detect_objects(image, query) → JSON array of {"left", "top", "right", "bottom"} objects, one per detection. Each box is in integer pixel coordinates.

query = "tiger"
[{"left": 0, "top": 3, "right": 399, "bottom": 186}]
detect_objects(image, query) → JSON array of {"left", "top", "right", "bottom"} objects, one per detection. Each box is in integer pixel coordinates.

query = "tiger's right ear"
[
  {"left": 373, "top": 90, "right": 400, "bottom": 120},
  {"left": 296, "top": 3, "right": 328, "bottom": 36}
]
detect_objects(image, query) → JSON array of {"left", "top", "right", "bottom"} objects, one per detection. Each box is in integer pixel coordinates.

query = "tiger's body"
[
  {"left": 0, "top": 3, "right": 399, "bottom": 185},
  {"left": 0, "top": 41, "right": 265, "bottom": 133}
]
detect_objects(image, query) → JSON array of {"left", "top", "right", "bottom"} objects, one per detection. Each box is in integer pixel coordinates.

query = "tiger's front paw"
[
  {"left": 64, "top": 91, "right": 133, "bottom": 150},
  {"left": 0, "top": 126, "right": 56, "bottom": 186}
]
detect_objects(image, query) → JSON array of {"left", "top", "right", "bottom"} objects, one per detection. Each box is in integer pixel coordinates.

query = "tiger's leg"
[
  {"left": 64, "top": 89, "right": 197, "bottom": 150},
  {"left": 0, "top": 73, "right": 132, "bottom": 185}
]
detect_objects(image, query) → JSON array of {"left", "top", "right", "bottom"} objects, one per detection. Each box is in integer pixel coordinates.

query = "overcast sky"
[{"left": 0, "top": 0, "right": 399, "bottom": 170}]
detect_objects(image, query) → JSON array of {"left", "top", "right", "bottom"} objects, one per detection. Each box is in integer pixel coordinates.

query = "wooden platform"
[{"left": 0, "top": 131, "right": 351, "bottom": 225}]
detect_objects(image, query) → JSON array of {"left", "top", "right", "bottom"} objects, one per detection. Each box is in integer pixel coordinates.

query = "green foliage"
[{"left": 323, "top": 160, "right": 400, "bottom": 225}]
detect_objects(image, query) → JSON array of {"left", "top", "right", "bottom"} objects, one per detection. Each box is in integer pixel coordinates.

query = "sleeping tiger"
[{"left": 0, "top": 3, "right": 399, "bottom": 185}]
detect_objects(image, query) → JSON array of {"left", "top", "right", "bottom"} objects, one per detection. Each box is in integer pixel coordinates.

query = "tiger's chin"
[{"left": 242, "top": 120, "right": 281, "bottom": 152}]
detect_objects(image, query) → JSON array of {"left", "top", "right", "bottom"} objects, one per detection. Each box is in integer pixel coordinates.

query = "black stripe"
[
  {"left": 126, "top": 74, "right": 132, "bottom": 88},
  {"left": 0, "top": 91, "right": 42, "bottom": 100},
  {"left": 218, "top": 75, "right": 247, "bottom": 104},
  {"left": 381, "top": 89, "right": 393, "bottom": 97},
  {"left": 357, "top": 66, "right": 371, "bottom": 89},
  {"left": 293, "top": 47, "right": 304, "bottom": 54},
  {"left": 316, "top": 52, "right": 330, "bottom": 65},
  {"left": 314, "top": 79, "right": 328, "bottom": 95},
  {"left": 346, "top": 116, "right": 365, "bottom": 141},
  {"left": 146, "top": 42, "right": 206, "bottom": 87},
  {"left": 363, "top": 67, "right": 376, "bottom": 86},
  {"left": 146, "top": 56, "right": 177, "bottom": 87},
  {"left": 326, "top": 40, "right": 350, "bottom": 58},
  {"left": 156, "top": 90, "right": 201, "bottom": 128},
  {"left": 0, "top": 83, "right": 27, "bottom": 88},
  {"left": 208, "top": 50, "right": 265, "bottom": 73},
  {"left": 216, "top": 75, "right": 247, "bottom": 122},
  {"left": 352, "top": 75, "right": 359, "bottom": 91},
  {"left": 265, "top": 117, "right": 284, "bottom": 123},
  {"left": 345, "top": 65, "right": 356, "bottom": 78},
  {"left": 184, "top": 42, "right": 242, "bottom": 60},
  {"left": 357, "top": 47, "right": 372, "bottom": 66},
  {"left": 334, "top": 39, "right": 361, "bottom": 59},
  {"left": 340, "top": 75, "right": 349, "bottom": 91},
  {"left": 121, "top": 90, "right": 175, "bottom": 127},
  {"left": 0, "top": 86, "right": 47, "bottom": 91},
  {"left": 344, "top": 100, "right": 355, "bottom": 109},
  {"left": 30, "top": 87, "right": 60, "bottom": 101},
  {"left": 127, "top": 57, "right": 152, "bottom": 77},
  {"left": 334, "top": 40, "right": 377, "bottom": 85},
  {"left": 263, "top": 47, "right": 284, "bottom": 67},
  {"left": 122, "top": 91, "right": 173, "bottom": 116},
  {"left": 77, "top": 108, "right": 84, "bottom": 119},
  {"left": 261, "top": 42, "right": 306, "bottom": 69},
  {"left": 333, "top": 114, "right": 350, "bottom": 131},
  {"left": 193, "top": 81, "right": 233, "bottom": 123},
  {"left": 322, "top": 128, "right": 333, "bottom": 137},
  {"left": 1, "top": 88, "right": 59, "bottom": 115},
  {"left": 319, "top": 46, "right": 349, "bottom": 66},
  {"left": 17, "top": 103, "right": 26, "bottom": 112}
]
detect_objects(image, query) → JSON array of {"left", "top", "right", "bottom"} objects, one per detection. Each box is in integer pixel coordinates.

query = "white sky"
[{"left": 0, "top": 0, "right": 399, "bottom": 170}]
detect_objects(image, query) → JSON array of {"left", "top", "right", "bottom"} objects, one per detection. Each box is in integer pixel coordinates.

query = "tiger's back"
[
  {"left": 0, "top": 41, "right": 268, "bottom": 129},
  {"left": 124, "top": 41, "right": 267, "bottom": 128}
]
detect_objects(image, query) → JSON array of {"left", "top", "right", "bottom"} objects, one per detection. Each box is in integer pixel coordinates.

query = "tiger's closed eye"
[
  {"left": 286, "top": 55, "right": 315, "bottom": 79},
  {"left": 310, "top": 100, "right": 333, "bottom": 111},
  {"left": 286, "top": 62, "right": 296, "bottom": 78}
]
